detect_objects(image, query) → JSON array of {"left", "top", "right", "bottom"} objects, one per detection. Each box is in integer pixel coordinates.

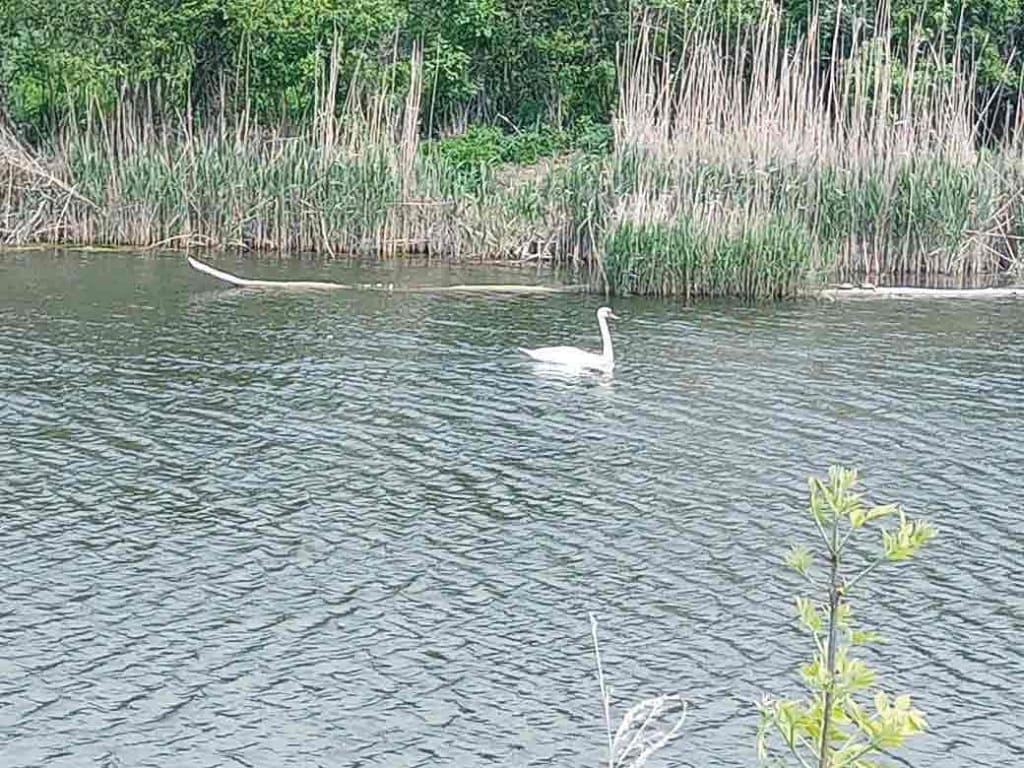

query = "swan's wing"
[
  {"left": 520, "top": 345, "right": 603, "bottom": 368},
  {"left": 520, "top": 345, "right": 578, "bottom": 363}
]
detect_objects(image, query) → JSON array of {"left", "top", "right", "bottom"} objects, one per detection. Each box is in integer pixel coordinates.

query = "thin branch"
[
  {"left": 589, "top": 612, "right": 615, "bottom": 766},
  {"left": 773, "top": 719, "right": 817, "bottom": 768},
  {"left": 818, "top": 514, "right": 842, "bottom": 768},
  {"left": 846, "top": 555, "right": 887, "bottom": 592},
  {"left": 837, "top": 522, "right": 858, "bottom": 555}
]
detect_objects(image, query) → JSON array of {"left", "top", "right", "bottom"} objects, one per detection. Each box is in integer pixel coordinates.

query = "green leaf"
[
  {"left": 883, "top": 513, "right": 937, "bottom": 560},
  {"left": 843, "top": 657, "right": 876, "bottom": 691},
  {"left": 865, "top": 503, "right": 897, "bottom": 522},
  {"left": 850, "top": 628, "right": 883, "bottom": 645},
  {"left": 874, "top": 690, "right": 889, "bottom": 714},
  {"left": 796, "top": 596, "right": 824, "bottom": 633},
  {"left": 786, "top": 544, "right": 813, "bottom": 575}
]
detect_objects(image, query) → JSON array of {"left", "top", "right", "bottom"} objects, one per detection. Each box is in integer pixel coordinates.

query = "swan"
[{"left": 520, "top": 307, "right": 620, "bottom": 373}]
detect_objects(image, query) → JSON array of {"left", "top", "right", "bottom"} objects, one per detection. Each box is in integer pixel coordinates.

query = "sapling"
[{"left": 758, "top": 466, "right": 936, "bottom": 768}]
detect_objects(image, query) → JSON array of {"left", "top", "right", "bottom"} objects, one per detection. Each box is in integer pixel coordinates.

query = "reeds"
[
  {"left": 2, "top": 8, "right": 1022, "bottom": 297},
  {"left": 0, "top": 40, "right": 559, "bottom": 261},
  {"left": 603, "top": 5, "right": 1024, "bottom": 295}
]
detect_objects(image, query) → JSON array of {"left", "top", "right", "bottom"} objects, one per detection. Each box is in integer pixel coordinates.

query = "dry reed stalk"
[
  {"left": 387, "top": 40, "right": 424, "bottom": 257},
  {"left": 589, "top": 613, "right": 687, "bottom": 768}
]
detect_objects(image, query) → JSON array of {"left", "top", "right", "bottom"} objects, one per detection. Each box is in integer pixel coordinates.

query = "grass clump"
[{"left": 603, "top": 215, "right": 816, "bottom": 299}]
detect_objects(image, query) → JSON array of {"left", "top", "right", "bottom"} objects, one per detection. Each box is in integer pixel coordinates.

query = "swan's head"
[{"left": 597, "top": 306, "right": 620, "bottom": 321}]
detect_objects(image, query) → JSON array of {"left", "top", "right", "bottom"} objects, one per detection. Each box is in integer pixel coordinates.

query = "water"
[{"left": 1, "top": 251, "right": 1021, "bottom": 768}]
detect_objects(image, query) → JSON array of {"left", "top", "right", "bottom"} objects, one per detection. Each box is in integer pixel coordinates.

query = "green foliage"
[
  {"left": 757, "top": 467, "right": 936, "bottom": 768},
  {"left": 429, "top": 126, "right": 504, "bottom": 167},
  {"left": 1, "top": 0, "right": 213, "bottom": 129},
  {"left": 4, "top": 4, "right": 1022, "bottom": 292},
  {"left": 422, "top": 120, "right": 611, "bottom": 190},
  {"left": 4, "top": 1, "right": 1022, "bottom": 137},
  {"left": 224, "top": 0, "right": 406, "bottom": 116}
]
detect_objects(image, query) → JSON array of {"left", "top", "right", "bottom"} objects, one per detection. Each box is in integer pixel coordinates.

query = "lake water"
[{"left": 1, "top": 251, "right": 1021, "bottom": 767}]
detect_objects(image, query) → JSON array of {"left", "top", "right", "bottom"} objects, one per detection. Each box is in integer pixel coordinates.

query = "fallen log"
[
  {"left": 819, "top": 284, "right": 1022, "bottom": 300},
  {"left": 187, "top": 256, "right": 353, "bottom": 290},
  {"left": 190, "top": 256, "right": 1020, "bottom": 299},
  {"left": 187, "top": 256, "right": 581, "bottom": 294}
]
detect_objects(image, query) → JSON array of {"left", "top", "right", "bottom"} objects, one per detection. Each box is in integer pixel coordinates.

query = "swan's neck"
[{"left": 598, "top": 314, "right": 613, "bottom": 363}]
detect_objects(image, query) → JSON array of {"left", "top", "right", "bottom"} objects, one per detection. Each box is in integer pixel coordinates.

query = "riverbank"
[
  {"left": 3, "top": 15, "right": 1022, "bottom": 298},
  {"left": 6, "top": 133, "right": 1020, "bottom": 299}
]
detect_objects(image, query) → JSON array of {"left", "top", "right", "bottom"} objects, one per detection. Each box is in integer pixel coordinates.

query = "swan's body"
[{"left": 520, "top": 307, "right": 619, "bottom": 373}]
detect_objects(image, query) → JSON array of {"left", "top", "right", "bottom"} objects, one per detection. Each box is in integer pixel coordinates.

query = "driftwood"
[
  {"left": 187, "top": 256, "right": 581, "bottom": 294},
  {"left": 189, "top": 257, "right": 1019, "bottom": 299},
  {"left": 818, "top": 284, "right": 1022, "bottom": 300},
  {"left": 188, "top": 256, "right": 354, "bottom": 290}
]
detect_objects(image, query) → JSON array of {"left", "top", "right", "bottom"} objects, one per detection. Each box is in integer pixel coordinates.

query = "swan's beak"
[{"left": 609, "top": 311, "right": 621, "bottom": 320}]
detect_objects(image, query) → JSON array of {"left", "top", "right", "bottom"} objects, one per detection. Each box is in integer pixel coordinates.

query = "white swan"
[{"left": 520, "top": 307, "right": 620, "bottom": 373}]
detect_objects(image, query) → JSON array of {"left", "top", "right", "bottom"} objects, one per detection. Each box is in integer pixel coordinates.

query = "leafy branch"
[{"left": 758, "top": 466, "right": 936, "bottom": 768}]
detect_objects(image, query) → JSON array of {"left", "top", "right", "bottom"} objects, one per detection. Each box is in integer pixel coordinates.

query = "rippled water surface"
[{"left": 2, "top": 251, "right": 1022, "bottom": 767}]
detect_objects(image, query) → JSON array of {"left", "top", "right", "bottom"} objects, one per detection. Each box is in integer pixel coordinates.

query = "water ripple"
[{"left": 1, "top": 253, "right": 1022, "bottom": 767}]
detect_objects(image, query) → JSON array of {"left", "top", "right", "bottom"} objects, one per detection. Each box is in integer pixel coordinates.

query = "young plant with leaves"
[{"left": 758, "top": 466, "right": 936, "bottom": 768}]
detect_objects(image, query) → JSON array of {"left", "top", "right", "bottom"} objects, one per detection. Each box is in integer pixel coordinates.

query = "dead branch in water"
[
  {"left": 818, "top": 285, "right": 1022, "bottom": 300},
  {"left": 187, "top": 257, "right": 355, "bottom": 289},
  {"left": 186, "top": 256, "right": 582, "bottom": 294}
]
